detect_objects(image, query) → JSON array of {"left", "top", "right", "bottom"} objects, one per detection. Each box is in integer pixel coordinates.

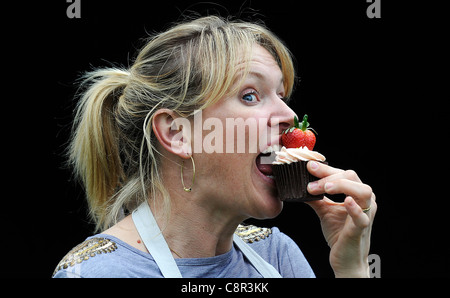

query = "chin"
[{"left": 248, "top": 188, "right": 284, "bottom": 220}]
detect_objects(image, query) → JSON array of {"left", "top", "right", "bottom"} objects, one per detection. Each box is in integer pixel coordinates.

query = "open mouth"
[{"left": 255, "top": 145, "right": 280, "bottom": 180}]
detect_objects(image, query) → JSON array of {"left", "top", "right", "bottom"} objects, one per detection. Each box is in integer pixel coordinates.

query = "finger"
[
  {"left": 344, "top": 196, "right": 370, "bottom": 231},
  {"left": 307, "top": 161, "right": 344, "bottom": 179},
  {"left": 308, "top": 162, "right": 362, "bottom": 183},
  {"left": 307, "top": 169, "right": 364, "bottom": 196},
  {"left": 322, "top": 180, "right": 373, "bottom": 209},
  {"left": 365, "top": 194, "right": 378, "bottom": 218}
]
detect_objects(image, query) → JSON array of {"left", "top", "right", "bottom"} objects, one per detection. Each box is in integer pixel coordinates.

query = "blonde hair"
[{"left": 68, "top": 16, "right": 295, "bottom": 231}]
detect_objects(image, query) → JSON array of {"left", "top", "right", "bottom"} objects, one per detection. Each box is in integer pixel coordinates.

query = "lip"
[
  {"left": 254, "top": 161, "right": 276, "bottom": 187},
  {"left": 254, "top": 149, "right": 277, "bottom": 187},
  {"left": 253, "top": 137, "right": 281, "bottom": 188}
]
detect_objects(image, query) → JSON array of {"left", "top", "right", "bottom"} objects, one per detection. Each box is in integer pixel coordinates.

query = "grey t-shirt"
[{"left": 53, "top": 226, "right": 315, "bottom": 278}]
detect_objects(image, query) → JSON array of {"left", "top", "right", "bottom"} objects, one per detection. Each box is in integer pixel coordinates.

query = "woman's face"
[{"left": 192, "top": 45, "right": 296, "bottom": 220}]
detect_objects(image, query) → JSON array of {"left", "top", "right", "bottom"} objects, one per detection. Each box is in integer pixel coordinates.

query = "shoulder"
[
  {"left": 52, "top": 237, "right": 119, "bottom": 277},
  {"left": 234, "top": 224, "right": 292, "bottom": 248},
  {"left": 235, "top": 224, "right": 315, "bottom": 278},
  {"left": 234, "top": 224, "right": 273, "bottom": 243},
  {"left": 52, "top": 234, "right": 161, "bottom": 278}
]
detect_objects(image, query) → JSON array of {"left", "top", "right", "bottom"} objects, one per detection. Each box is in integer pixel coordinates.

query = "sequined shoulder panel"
[
  {"left": 235, "top": 224, "right": 272, "bottom": 243},
  {"left": 53, "top": 237, "right": 118, "bottom": 276}
]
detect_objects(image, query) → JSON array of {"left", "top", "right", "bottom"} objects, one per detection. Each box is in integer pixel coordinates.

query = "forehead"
[
  {"left": 251, "top": 44, "right": 280, "bottom": 65},
  {"left": 248, "top": 45, "right": 281, "bottom": 72},
  {"left": 236, "top": 45, "right": 284, "bottom": 86}
]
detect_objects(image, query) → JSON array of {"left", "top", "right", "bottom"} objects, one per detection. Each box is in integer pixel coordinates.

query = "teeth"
[
  {"left": 261, "top": 144, "right": 281, "bottom": 154},
  {"left": 265, "top": 175, "right": 275, "bottom": 179}
]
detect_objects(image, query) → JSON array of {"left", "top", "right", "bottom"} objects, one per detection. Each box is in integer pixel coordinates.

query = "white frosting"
[{"left": 272, "top": 146, "right": 326, "bottom": 164}]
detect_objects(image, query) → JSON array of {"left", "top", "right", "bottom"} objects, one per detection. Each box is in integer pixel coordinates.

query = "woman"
[{"left": 53, "top": 16, "right": 376, "bottom": 278}]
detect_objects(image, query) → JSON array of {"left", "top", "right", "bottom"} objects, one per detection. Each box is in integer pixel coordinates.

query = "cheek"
[{"left": 196, "top": 152, "right": 253, "bottom": 195}]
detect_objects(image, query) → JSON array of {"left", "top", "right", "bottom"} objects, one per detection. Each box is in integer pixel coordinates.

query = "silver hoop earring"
[{"left": 180, "top": 155, "right": 195, "bottom": 192}]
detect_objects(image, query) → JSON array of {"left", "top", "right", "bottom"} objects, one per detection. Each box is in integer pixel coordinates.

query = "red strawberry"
[{"left": 281, "top": 114, "right": 317, "bottom": 150}]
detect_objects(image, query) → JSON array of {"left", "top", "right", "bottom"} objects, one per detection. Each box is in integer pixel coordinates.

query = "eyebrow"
[{"left": 247, "top": 71, "right": 284, "bottom": 86}]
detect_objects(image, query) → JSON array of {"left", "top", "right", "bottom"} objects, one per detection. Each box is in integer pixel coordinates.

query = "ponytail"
[{"left": 69, "top": 68, "right": 129, "bottom": 226}]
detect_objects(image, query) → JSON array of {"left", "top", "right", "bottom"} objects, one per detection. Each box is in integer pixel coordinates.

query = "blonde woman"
[{"left": 53, "top": 16, "right": 376, "bottom": 278}]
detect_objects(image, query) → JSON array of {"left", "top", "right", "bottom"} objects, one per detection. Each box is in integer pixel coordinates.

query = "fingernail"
[
  {"left": 308, "top": 181, "right": 318, "bottom": 191},
  {"left": 309, "top": 161, "right": 319, "bottom": 170},
  {"left": 346, "top": 197, "right": 355, "bottom": 207},
  {"left": 324, "top": 182, "right": 334, "bottom": 192}
]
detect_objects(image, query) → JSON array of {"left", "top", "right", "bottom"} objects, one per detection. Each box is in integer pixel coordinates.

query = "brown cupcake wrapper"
[{"left": 272, "top": 160, "right": 326, "bottom": 202}]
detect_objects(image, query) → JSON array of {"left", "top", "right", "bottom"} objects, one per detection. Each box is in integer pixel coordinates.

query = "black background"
[{"left": 3, "top": 0, "right": 447, "bottom": 279}]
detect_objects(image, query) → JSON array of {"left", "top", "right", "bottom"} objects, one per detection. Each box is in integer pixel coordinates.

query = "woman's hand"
[{"left": 306, "top": 161, "right": 377, "bottom": 278}]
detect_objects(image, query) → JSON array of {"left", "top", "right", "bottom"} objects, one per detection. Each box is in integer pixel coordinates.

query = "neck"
[{"left": 149, "top": 194, "right": 244, "bottom": 259}]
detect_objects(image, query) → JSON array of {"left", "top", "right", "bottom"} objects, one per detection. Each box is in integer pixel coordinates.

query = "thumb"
[{"left": 305, "top": 197, "right": 344, "bottom": 217}]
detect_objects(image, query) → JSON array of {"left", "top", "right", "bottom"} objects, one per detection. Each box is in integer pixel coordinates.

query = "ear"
[{"left": 152, "top": 109, "right": 192, "bottom": 159}]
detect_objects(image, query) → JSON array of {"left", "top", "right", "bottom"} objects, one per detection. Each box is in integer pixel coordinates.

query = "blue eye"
[{"left": 242, "top": 91, "right": 258, "bottom": 103}]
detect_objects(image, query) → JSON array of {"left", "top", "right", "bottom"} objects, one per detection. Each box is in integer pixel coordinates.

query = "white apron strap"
[
  {"left": 132, "top": 202, "right": 182, "bottom": 278},
  {"left": 233, "top": 234, "right": 282, "bottom": 278}
]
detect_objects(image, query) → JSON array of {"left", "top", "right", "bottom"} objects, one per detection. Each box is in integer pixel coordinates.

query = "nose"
[{"left": 268, "top": 98, "right": 296, "bottom": 134}]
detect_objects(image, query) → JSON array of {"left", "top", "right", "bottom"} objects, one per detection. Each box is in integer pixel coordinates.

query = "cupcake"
[
  {"left": 272, "top": 114, "right": 326, "bottom": 202},
  {"left": 272, "top": 146, "right": 326, "bottom": 202}
]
